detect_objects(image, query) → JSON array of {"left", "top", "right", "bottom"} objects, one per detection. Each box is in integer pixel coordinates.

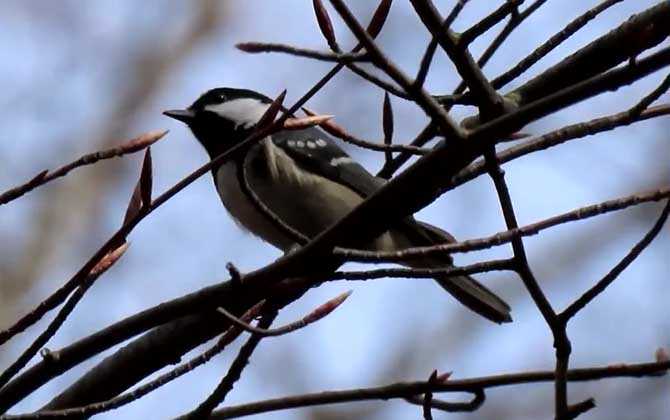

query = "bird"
[{"left": 164, "top": 87, "right": 511, "bottom": 324}]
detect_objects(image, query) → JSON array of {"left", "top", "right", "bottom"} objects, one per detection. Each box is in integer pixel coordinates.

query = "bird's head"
[{"left": 164, "top": 87, "right": 272, "bottom": 156}]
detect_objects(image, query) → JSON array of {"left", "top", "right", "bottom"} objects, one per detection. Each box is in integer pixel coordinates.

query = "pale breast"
[
  {"left": 215, "top": 155, "right": 296, "bottom": 251},
  {"left": 214, "top": 138, "right": 398, "bottom": 252}
]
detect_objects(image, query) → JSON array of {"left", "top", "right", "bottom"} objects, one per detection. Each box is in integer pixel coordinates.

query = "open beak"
[{"left": 163, "top": 109, "right": 196, "bottom": 124}]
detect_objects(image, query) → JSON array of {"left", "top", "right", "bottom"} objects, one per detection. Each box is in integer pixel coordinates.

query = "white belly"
[
  {"left": 215, "top": 138, "right": 399, "bottom": 252},
  {"left": 215, "top": 157, "right": 295, "bottom": 251}
]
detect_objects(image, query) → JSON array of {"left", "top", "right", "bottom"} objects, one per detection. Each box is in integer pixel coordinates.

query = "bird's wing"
[
  {"left": 271, "top": 127, "right": 511, "bottom": 323},
  {"left": 271, "top": 126, "right": 443, "bottom": 242},
  {"left": 271, "top": 127, "right": 385, "bottom": 198}
]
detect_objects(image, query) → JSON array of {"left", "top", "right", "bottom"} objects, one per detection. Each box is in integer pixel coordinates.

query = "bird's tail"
[
  {"left": 394, "top": 220, "right": 512, "bottom": 324},
  {"left": 433, "top": 273, "right": 512, "bottom": 324}
]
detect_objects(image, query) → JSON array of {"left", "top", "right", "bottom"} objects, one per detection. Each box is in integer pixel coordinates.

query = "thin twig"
[
  {"left": 0, "top": 244, "right": 129, "bottom": 389},
  {"left": 329, "top": 0, "right": 466, "bottom": 141},
  {"left": 387, "top": 0, "right": 548, "bottom": 177},
  {"left": 627, "top": 72, "right": 670, "bottom": 117},
  {"left": 180, "top": 312, "right": 278, "bottom": 419},
  {"left": 376, "top": 123, "right": 436, "bottom": 178},
  {"left": 491, "top": 0, "right": 625, "bottom": 90},
  {"left": 204, "top": 360, "right": 669, "bottom": 419},
  {"left": 560, "top": 199, "right": 670, "bottom": 321},
  {"left": 345, "top": 63, "right": 410, "bottom": 99},
  {"left": 483, "top": 148, "right": 570, "bottom": 418},
  {"left": 336, "top": 187, "right": 670, "bottom": 262},
  {"left": 506, "top": 2, "right": 670, "bottom": 109},
  {"left": 302, "top": 107, "right": 429, "bottom": 155},
  {"left": 236, "top": 42, "right": 369, "bottom": 63},
  {"left": 451, "top": 104, "right": 670, "bottom": 189},
  {"left": 414, "top": 0, "right": 470, "bottom": 88},
  {"left": 217, "top": 291, "right": 351, "bottom": 337},
  {"left": 468, "top": 45, "right": 670, "bottom": 143},
  {"left": 410, "top": 0, "right": 505, "bottom": 118},
  {"left": 567, "top": 398, "right": 597, "bottom": 419},
  {"left": 459, "top": 0, "right": 523, "bottom": 46},
  {"left": 0, "top": 130, "right": 166, "bottom": 206}
]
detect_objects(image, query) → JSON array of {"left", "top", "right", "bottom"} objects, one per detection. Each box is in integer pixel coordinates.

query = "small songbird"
[{"left": 164, "top": 87, "right": 511, "bottom": 323}]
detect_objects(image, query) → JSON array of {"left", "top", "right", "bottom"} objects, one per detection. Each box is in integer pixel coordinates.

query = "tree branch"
[
  {"left": 560, "top": 199, "right": 670, "bottom": 321},
  {"left": 0, "top": 130, "right": 166, "bottom": 206},
  {"left": 204, "top": 360, "right": 669, "bottom": 419}
]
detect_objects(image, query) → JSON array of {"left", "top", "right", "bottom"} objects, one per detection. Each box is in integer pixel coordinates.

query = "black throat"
[{"left": 189, "top": 118, "right": 253, "bottom": 162}]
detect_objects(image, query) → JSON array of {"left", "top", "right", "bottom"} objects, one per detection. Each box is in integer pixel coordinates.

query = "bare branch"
[
  {"left": 452, "top": 104, "right": 670, "bottom": 189},
  {"left": 561, "top": 199, "right": 670, "bottom": 321},
  {"left": 329, "top": 0, "right": 466, "bottom": 140},
  {"left": 459, "top": 0, "right": 523, "bottom": 46},
  {"left": 217, "top": 291, "right": 351, "bottom": 337},
  {"left": 236, "top": 42, "right": 369, "bottom": 63},
  {"left": 206, "top": 360, "right": 669, "bottom": 419},
  {"left": 386, "top": 0, "right": 549, "bottom": 178},
  {"left": 337, "top": 187, "right": 670, "bottom": 262},
  {"left": 491, "top": 0, "right": 625, "bottom": 90},
  {"left": 302, "top": 107, "right": 429, "bottom": 155},
  {"left": 507, "top": 2, "right": 670, "bottom": 107},
  {"left": 410, "top": 0, "right": 505, "bottom": 117},
  {"left": 180, "top": 312, "right": 278, "bottom": 419},
  {"left": 0, "top": 130, "right": 166, "bottom": 206},
  {"left": 0, "top": 243, "right": 129, "bottom": 389},
  {"left": 0, "top": 303, "right": 264, "bottom": 420},
  {"left": 414, "top": 0, "right": 471, "bottom": 88},
  {"left": 627, "top": 72, "right": 670, "bottom": 117}
]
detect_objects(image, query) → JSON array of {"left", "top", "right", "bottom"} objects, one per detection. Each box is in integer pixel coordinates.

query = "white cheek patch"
[{"left": 205, "top": 98, "right": 270, "bottom": 129}]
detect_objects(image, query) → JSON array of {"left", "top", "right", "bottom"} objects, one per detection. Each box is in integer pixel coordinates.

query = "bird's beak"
[{"left": 163, "top": 109, "right": 196, "bottom": 124}]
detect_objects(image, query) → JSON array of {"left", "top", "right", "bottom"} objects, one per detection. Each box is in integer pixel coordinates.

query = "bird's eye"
[{"left": 219, "top": 94, "right": 227, "bottom": 101}]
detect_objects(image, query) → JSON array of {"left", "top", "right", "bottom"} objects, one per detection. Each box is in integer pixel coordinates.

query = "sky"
[{"left": 0, "top": 1, "right": 668, "bottom": 419}]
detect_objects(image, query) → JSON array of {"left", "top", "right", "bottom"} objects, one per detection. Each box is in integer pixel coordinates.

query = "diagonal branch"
[
  {"left": 337, "top": 187, "right": 670, "bottom": 262},
  {"left": 0, "top": 130, "right": 166, "bottom": 206},
  {"left": 179, "top": 312, "right": 278, "bottom": 419},
  {"left": 0, "top": 304, "right": 264, "bottom": 420},
  {"left": 0, "top": 244, "right": 129, "bottom": 389},
  {"left": 561, "top": 199, "right": 670, "bottom": 321},
  {"left": 491, "top": 0, "right": 626, "bottom": 90},
  {"left": 383, "top": 0, "right": 549, "bottom": 178},
  {"left": 452, "top": 104, "right": 670, "bottom": 189},
  {"left": 410, "top": 0, "right": 505, "bottom": 117},
  {"left": 216, "top": 291, "right": 351, "bottom": 337},
  {"left": 459, "top": 0, "right": 523, "bottom": 46}
]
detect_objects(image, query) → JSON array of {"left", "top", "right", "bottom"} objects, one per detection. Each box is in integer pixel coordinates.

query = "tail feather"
[
  {"left": 434, "top": 274, "right": 512, "bottom": 324},
  {"left": 393, "top": 219, "right": 513, "bottom": 324}
]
